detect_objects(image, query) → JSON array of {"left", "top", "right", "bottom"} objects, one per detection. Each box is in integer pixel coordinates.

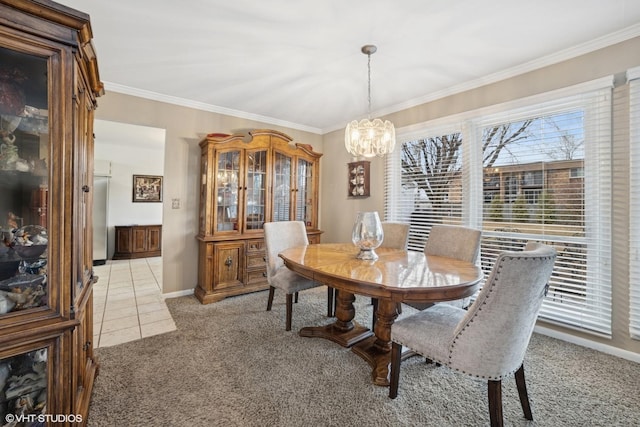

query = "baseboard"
[
  {"left": 162, "top": 288, "right": 194, "bottom": 300},
  {"left": 535, "top": 325, "right": 640, "bottom": 363}
]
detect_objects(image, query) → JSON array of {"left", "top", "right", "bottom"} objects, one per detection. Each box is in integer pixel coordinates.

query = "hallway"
[{"left": 92, "top": 257, "right": 176, "bottom": 348}]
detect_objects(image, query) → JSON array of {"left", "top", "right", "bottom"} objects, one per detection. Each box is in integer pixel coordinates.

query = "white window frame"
[
  {"left": 386, "top": 77, "right": 613, "bottom": 336},
  {"left": 629, "top": 65, "right": 640, "bottom": 340}
]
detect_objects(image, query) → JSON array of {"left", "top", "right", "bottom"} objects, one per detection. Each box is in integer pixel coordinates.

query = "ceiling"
[{"left": 56, "top": 0, "right": 640, "bottom": 134}]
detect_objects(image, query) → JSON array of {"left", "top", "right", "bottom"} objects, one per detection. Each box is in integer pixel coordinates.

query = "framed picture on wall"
[{"left": 132, "top": 174, "right": 163, "bottom": 202}]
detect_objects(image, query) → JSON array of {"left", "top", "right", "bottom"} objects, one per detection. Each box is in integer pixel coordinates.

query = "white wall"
[{"left": 94, "top": 119, "right": 165, "bottom": 258}]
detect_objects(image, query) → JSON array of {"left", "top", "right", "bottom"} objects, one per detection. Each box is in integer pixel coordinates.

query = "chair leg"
[
  {"left": 515, "top": 364, "right": 533, "bottom": 420},
  {"left": 488, "top": 379, "right": 503, "bottom": 427},
  {"left": 266, "top": 286, "right": 275, "bottom": 311},
  {"left": 327, "top": 287, "right": 334, "bottom": 317},
  {"left": 388, "top": 342, "right": 402, "bottom": 399},
  {"left": 285, "top": 293, "right": 293, "bottom": 331},
  {"left": 294, "top": 291, "right": 299, "bottom": 303}
]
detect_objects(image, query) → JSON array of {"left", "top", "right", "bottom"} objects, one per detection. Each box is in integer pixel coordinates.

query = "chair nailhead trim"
[{"left": 404, "top": 251, "right": 556, "bottom": 381}]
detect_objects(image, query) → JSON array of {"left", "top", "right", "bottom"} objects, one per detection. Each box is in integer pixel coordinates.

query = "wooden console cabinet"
[
  {"left": 113, "top": 225, "right": 162, "bottom": 259},
  {"left": 195, "top": 130, "right": 322, "bottom": 304},
  {"left": 0, "top": 0, "right": 103, "bottom": 423}
]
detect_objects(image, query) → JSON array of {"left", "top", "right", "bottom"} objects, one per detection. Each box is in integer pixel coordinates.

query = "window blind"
[
  {"left": 473, "top": 89, "right": 612, "bottom": 335},
  {"left": 385, "top": 80, "right": 613, "bottom": 336},
  {"left": 629, "top": 66, "right": 640, "bottom": 339},
  {"left": 384, "top": 124, "right": 465, "bottom": 251}
]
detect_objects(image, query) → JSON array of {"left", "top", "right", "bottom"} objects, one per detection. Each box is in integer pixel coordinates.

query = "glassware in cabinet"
[{"left": 0, "top": 46, "right": 49, "bottom": 318}]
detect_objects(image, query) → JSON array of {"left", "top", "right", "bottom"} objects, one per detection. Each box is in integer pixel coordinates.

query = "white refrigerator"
[{"left": 92, "top": 175, "right": 109, "bottom": 265}]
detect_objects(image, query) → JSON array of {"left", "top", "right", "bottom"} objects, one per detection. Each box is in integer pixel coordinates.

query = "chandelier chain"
[{"left": 367, "top": 52, "right": 372, "bottom": 119}]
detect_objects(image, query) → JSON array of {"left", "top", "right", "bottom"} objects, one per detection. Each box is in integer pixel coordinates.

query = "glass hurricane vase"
[{"left": 351, "top": 211, "right": 384, "bottom": 260}]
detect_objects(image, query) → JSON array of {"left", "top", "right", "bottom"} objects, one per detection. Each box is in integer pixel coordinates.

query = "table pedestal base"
[
  {"left": 299, "top": 290, "right": 373, "bottom": 347},
  {"left": 352, "top": 339, "right": 417, "bottom": 386},
  {"left": 351, "top": 336, "right": 391, "bottom": 386},
  {"left": 299, "top": 323, "right": 373, "bottom": 348}
]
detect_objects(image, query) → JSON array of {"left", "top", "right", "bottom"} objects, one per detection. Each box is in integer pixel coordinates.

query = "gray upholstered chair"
[
  {"left": 264, "top": 221, "right": 327, "bottom": 331},
  {"left": 424, "top": 224, "right": 482, "bottom": 262},
  {"left": 369, "top": 222, "right": 411, "bottom": 328},
  {"left": 381, "top": 221, "right": 410, "bottom": 251},
  {"left": 389, "top": 242, "right": 557, "bottom": 427},
  {"left": 421, "top": 224, "right": 482, "bottom": 309}
]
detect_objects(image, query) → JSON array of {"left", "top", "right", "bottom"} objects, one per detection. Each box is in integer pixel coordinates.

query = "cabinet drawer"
[
  {"left": 246, "top": 239, "right": 265, "bottom": 252},
  {"left": 247, "top": 253, "right": 266, "bottom": 269},
  {"left": 246, "top": 268, "right": 267, "bottom": 285}
]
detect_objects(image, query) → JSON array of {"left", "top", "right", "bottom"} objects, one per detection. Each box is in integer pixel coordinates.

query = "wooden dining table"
[{"left": 278, "top": 243, "right": 483, "bottom": 386}]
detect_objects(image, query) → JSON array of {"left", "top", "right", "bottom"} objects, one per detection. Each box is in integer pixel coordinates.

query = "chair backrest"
[
  {"left": 449, "top": 242, "right": 556, "bottom": 379},
  {"left": 264, "top": 221, "right": 309, "bottom": 279},
  {"left": 424, "top": 224, "right": 481, "bottom": 263},
  {"left": 380, "top": 222, "right": 410, "bottom": 250}
]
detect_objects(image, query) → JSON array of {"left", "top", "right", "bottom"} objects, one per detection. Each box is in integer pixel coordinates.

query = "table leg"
[
  {"left": 299, "top": 289, "right": 372, "bottom": 347},
  {"left": 351, "top": 298, "right": 399, "bottom": 386}
]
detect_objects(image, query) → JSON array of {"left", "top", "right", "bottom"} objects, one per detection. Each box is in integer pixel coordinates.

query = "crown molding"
[
  {"left": 322, "top": 23, "right": 640, "bottom": 134},
  {"left": 102, "top": 82, "right": 323, "bottom": 135},
  {"left": 105, "top": 23, "right": 640, "bottom": 136}
]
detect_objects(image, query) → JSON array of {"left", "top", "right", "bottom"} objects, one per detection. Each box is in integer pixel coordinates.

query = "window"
[
  {"left": 384, "top": 128, "right": 464, "bottom": 251},
  {"left": 629, "top": 66, "right": 640, "bottom": 340},
  {"left": 386, "top": 79, "right": 613, "bottom": 336},
  {"left": 477, "top": 101, "right": 611, "bottom": 335},
  {"left": 570, "top": 167, "right": 584, "bottom": 178}
]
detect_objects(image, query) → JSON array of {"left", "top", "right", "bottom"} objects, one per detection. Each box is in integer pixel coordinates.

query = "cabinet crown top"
[{"left": 201, "top": 129, "right": 322, "bottom": 157}]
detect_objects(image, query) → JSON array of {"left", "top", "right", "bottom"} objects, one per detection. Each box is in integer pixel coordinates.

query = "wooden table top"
[{"left": 279, "top": 243, "right": 483, "bottom": 304}]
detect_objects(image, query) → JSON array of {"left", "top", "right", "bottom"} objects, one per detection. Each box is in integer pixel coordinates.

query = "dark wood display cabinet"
[
  {"left": 195, "top": 130, "right": 322, "bottom": 304},
  {"left": 113, "top": 225, "right": 162, "bottom": 259},
  {"left": 0, "top": 1, "right": 103, "bottom": 425}
]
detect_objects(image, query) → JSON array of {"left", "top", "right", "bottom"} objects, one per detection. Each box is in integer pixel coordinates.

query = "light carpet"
[{"left": 87, "top": 287, "right": 640, "bottom": 426}]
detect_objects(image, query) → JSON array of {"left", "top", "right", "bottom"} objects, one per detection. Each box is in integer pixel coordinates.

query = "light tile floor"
[{"left": 92, "top": 257, "right": 176, "bottom": 348}]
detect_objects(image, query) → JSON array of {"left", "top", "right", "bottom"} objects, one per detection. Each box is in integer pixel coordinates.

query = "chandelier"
[{"left": 345, "top": 45, "right": 396, "bottom": 158}]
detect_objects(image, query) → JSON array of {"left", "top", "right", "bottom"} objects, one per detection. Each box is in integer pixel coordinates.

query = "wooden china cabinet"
[
  {"left": 0, "top": 1, "right": 103, "bottom": 425},
  {"left": 195, "top": 129, "right": 322, "bottom": 304}
]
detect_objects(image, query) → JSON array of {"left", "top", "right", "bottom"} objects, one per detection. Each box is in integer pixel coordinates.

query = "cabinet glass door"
[
  {"left": 76, "top": 68, "right": 93, "bottom": 302},
  {"left": 245, "top": 149, "right": 267, "bottom": 231},
  {"left": 0, "top": 46, "right": 50, "bottom": 317},
  {"left": 0, "top": 347, "right": 48, "bottom": 421},
  {"left": 273, "top": 152, "right": 292, "bottom": 222},
  {"left": 296, "top": 158, "right": 314, "bottom": 226},
  {"left": 199, "top": 153, "right": 208, "bottom": 234},
  {"left": 216, "top": 150, "right": 240, "bottom": 232}
]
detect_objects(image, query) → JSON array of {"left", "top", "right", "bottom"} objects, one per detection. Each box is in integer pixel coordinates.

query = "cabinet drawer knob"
[
  {"left": 82, "top": 185, "right": 90, "bottom": 193},
  {"left": 224, "top": 256, "right": 233, "bottom": 267}
]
